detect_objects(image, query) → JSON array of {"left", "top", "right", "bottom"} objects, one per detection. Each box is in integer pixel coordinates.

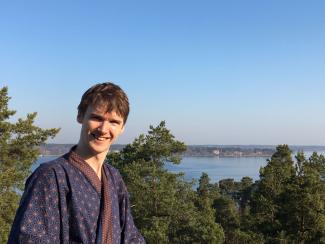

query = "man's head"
[
  {"left": 77, "top": 82, "right": 129, "bottom": 125},
  {"left": 75, "top": 82, "right": 129, "bottom": 157}
]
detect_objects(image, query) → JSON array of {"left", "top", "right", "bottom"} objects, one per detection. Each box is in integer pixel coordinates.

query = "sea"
[{"left": 33, "top": 150, "right": 325, "bottom": 184}]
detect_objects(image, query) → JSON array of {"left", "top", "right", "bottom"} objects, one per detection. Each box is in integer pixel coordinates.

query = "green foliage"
[
  {"left": 230, "top": 229, "right": 265, "bottom": 244},
  {"left": 108, "top": 122, "right": 325, "bottom": 243},
  {"left": 108, "top": 122, "right": 224, "bottom": 243},
  {"left": 194, "top": 196, "right": 225, "bottom": 244},
  {"left": 196, "top": 173, "right": 225, "bottom": 243},
  {"left": 0, "top": 87, "right": 59, "bottom": 242},
  {"left": 250, "top": 145, "right": 295, "bottom": 240},
  {"left": 281, "top": 152, "right": 325, "bottom": 242},
  {"left": 197, "top": 172, "right": 220, "bottom": 200},
  {"left": 214, "top": 196, "right": 240, "bottom": 229},
  {"left": 250, "top": 145, "right": 325, "bottom": 243}
]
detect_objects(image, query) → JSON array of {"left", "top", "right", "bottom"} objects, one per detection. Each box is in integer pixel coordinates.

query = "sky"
[{"left": 1, "top": 0, "right": 325, "bottom": 145}]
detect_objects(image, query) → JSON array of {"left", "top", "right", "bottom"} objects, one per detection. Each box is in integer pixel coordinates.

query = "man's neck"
[{"left": 74, "top": 146, "right": 108, "bottom": 180}]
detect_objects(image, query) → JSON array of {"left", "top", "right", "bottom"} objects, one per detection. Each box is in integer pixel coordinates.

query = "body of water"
[
  {"left": 33, "top": 150, "right": 325, "bottom": 184},
  {"left": 166, "top": 156, "right": 269, "bottom": 183},
  {"left": 167, "top": 150, "right": 325, "bottom": 183},
  {"left": 32, "top": 156, "right": 58, "bottom": 171}
]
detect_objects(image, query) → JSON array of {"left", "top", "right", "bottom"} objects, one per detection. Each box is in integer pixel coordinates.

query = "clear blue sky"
[{"left": 1, "top": 0, "right": 325, "bottom": 145}]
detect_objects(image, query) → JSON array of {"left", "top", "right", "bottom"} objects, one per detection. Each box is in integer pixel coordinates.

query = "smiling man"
[{"left": 8, "top": 83, "right": 145, "bottom": 243}]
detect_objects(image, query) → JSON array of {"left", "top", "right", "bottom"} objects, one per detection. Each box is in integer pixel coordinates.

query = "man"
[{"left": 8, "top": 82, "right": 145, "bottom": 243}]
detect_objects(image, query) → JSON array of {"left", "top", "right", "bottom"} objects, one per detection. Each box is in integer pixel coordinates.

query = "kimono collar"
[
  {"left": 67, "top": 146, "right": 102, "bottom": 194},
  {"left": 67, "top": 146, "right": 113, "bottom": 243}
]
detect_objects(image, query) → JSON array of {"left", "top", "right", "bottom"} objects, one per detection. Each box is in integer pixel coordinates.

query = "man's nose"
[{"left": 98, "top": 121, "right": 110, "bottom": 133}]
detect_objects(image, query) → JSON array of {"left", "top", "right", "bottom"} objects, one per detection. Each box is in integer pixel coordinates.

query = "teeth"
[{"left": 92, "top": 134, "right": 109, "bottom": 141}]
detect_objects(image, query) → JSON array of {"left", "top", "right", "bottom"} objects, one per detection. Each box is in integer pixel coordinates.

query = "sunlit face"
[{"left": 76, "top": 105, "right": 125, "bottom": 158}]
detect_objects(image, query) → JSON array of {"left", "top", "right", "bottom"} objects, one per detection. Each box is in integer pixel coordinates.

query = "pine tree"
[
  {"left": 250, "top": 145, "right": 295, "bottom": 242},
  {"left": 213, "top": 195, "right": 240, "bottom": 241},
  {"left": 196, "top": 173, "right": 224, "bottom": 243},
  {"left": 282, "top": 152, "right": 325, "bottom": 242},
  {"left": 239, "top": 177, "right": 253, "bottom": 206},
  {"left": 250, "top": 146, "right": 325, "bottom": 243},
  {"left": 107, "top": 122, "right": 224, "bottom": 243},
  {"left": 197, "top": 172, "right": 220, "bottom": 201},
  {"left": 0, "top": 87, "right": 59, "bottom": 242}
]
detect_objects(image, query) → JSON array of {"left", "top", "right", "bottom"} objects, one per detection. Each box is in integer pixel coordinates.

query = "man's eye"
[
  {"left": 91, "top": 116, "right": 102, "bottom": 121},
  {"left": 111, "top": 120, "right": 121, "bottom": 125}
]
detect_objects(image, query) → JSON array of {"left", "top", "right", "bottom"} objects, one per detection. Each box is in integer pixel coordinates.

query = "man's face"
[{"left": 77, "top": 105, "right": 125, "bottom": 157}]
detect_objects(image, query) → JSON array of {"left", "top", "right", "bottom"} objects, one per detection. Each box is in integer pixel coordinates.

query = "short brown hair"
[{"left": 77, "top": 82, "right": 129, "bottom": 124}]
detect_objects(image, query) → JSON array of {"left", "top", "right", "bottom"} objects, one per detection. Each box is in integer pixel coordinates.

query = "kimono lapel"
[
  {"left": 68, "top": 148, "right": 101, "bottom": 193},
  {"left": 68, "top": 148, "right": 113, "bottom": 244},
  {"left": 101, "top": 166, "right": 113, "bottom": 244}
]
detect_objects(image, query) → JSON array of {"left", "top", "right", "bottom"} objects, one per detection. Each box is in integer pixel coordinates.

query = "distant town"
[{"left": 39, "top": 144, "right": 325, "bottom": 157}]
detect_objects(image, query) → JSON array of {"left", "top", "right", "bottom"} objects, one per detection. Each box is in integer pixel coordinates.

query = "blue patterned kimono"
[{"left": 8, "top": 150, "right": 145, "bottom": 244}]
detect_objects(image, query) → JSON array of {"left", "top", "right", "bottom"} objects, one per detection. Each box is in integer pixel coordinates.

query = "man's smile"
[{"left": 91, "top": 133, "right": 111, "bottom": 141}]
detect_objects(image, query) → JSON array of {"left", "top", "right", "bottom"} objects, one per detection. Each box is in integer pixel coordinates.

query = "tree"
[
  {"left": 250, "top": 145, "right": 325, "bottom": 243},
  {"left": 107, "top": 121, "right": 224, "bottom": 243},
  {"left": 238, "top": 176, "right": 253, "bottom": 213},
  {"left": 194, "top": 195, "right": 225, "bottom": 244},
  {"left": 309, "top": 152, "right": 325, "bottom": 179},
  {"left": 281, "top": 152, "right": 325, "bottom": 243},
  {"left": 213, "top": 195, "right": 240, "bottom": 240},
  {"left": 230, "top": 230, "right": 264, "bottom": 244},
  {"left": 197, "top": 172, "right": 220, "bottom": 201},
  {"left": 250, "top": 145, "right": 295, "bottom": 242},
  {"left": 218, "top": 178, "right": 244, "bottom": 201},
  {"left": 211, "top": 175, "right": 264, "bottom": 243},
  {"left": 195, "top": 173, "right": 224, "bottom": 243},
  {"left": 0, "top": 87, "right": 59, "bottom": 242}
]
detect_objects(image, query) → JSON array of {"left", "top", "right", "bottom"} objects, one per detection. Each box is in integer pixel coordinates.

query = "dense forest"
[
  {"left": 1, "top": 86, "right": 325, "bottom": 243},
  {"left": 108, "top": 122, "right": 325, "bottom": 243}
]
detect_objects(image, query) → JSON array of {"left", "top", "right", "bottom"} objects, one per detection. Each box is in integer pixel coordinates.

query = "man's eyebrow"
[
  {"left": 91, "top": 113, "right": 123, "bottom": 122},
  {"left": 111, "top": 118, "right": 123, "bottom": 123},
  {"left": 90, "top": 113, "right": 104, "bottom": 118}
]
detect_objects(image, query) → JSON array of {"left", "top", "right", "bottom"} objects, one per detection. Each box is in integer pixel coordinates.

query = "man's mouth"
[{"left": 91, "top": 133, "right": 110, "bottom": 141}]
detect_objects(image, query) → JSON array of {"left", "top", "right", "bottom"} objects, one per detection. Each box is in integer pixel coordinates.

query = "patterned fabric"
[
  {"left": 68, "top": 149, "right": 113, "bottom": 244},
  {"left": 8, "top": 149, "right": 146, "bottom": 244}
]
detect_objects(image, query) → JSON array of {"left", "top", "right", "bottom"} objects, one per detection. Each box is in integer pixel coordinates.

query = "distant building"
[{"left": 213, "top": 150, "right": 220, "bottom": 156}]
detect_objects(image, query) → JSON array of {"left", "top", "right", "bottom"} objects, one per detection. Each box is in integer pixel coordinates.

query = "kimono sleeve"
[
  {"left": 116, "top": 171, "right": 146, "bottom": 244},
  {"left": 8, "top": 165, "right": 61, "bottom": 243}
]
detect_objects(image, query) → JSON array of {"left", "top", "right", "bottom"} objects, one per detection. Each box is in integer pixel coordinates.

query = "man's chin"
[{"left": 89, "top": 143, "right": 111, "bottom": 155}]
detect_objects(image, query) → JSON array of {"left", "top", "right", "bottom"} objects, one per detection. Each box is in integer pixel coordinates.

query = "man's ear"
[{"left": 77, "top": 112, "right": 83, "bottom": 123}]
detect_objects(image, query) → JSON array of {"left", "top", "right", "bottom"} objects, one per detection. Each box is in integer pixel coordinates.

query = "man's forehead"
[
  {"left": 90, "top": 105, "right": 108, "bottom": 113},
  {"left": 88, "top": 105, "right": 123, "bottom": 119}
]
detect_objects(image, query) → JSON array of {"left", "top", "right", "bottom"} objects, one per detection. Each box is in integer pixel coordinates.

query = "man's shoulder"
[
  {"left": 104, "top": 162, "right": 119, "bottom": 173},
  {"left": 104, "top": 163, "right": 123, "bottom": 179},
  {"left": 103, "top": 163, "right": 131, "bottom": 197},
  {"left": 36, "top": 155, "right": 68, "bottom": 172},
  {"left": 104, "top": 163, "right": 126, "bottom": 186},
  {"left": 29, "top": 155, "right": 70, "bottom": 182}
]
